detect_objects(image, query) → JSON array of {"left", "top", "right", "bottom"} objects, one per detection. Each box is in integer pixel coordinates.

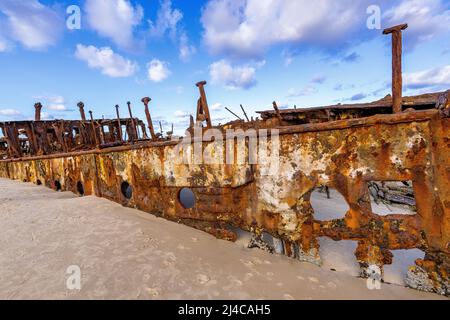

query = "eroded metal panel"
[{"left": 0, "top": 93, "right": 449, "bottom": 296}]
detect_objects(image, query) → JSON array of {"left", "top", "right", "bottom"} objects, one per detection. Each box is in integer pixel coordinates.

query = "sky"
[{"left": 0, "top": 0, "right": 449, "bottom": 134}]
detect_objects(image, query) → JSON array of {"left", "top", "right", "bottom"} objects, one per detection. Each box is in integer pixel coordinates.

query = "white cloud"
[
  {"left": 383, "top": 0, "right": 450, "bottom": 49},
  {"left": 0, "top": 35, "right": 9, "bottom": 52},
  {"left": 47, "top": 96, "right": 67, "bottom": 111},
  {"left": 210, "top": 103, "right": 223, "bottom": 111},
  {"left": 75, "top": 44, "right": 138, "bottom": 78},
  {"left": 201, "top": 0, "right": 371, "bottom": 58},
  {"left": 287, "top": 86, "right": 317, "bottom": 97},
  {"left": 148, "top": 0, "right": 183, "bottom": 38},
  {"left": 209, "top": 60, "right": 257, "bottom": 90},
  {"left": 178, "top": 33, "right": 196, "bottom": 62},
  {"left": 174, "top": 110, "right": 190, "bottom": 118},
  {"left": 404, "top": 65, "right": 450, "bottom": 89},
  {"left": 175, "top": 86, "right": 184, "bottom": 94},
  {"left": 0, "top": 109, "right": 22, "bottom": 117},
  {"left": 34, "top": 95, "right": 69, "bottom": 111},
  {"left": 0, "top": 0, "right": 63, "bottom": 50},
  {"left": 40, "top": 112, "right": 55, "bottom": 120},
  {"left": 147, "top": 59, "right": 171, "bottom": 82},
  {"left": 149, "top": 0, "right": 196, "bottom": 62},
  {"left": 85, "top": 0, "right": 143, "bottom": 49}
]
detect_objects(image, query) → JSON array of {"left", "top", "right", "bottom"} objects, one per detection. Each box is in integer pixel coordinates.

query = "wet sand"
[{"left": 0, "top": 178, "right": 445, "bottom": 300}]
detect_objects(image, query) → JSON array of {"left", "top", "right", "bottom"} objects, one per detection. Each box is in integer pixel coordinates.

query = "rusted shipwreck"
[{"left": 0, "top": 24, "right": 449, "bottom": 296}]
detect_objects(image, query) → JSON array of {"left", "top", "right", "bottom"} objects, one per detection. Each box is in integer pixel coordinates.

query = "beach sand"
[{"left": 0, "top": 178, "right": 446, "bottom": 300}]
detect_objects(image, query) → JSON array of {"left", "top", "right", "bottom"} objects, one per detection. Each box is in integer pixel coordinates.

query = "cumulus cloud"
[
  {"left": 383, "top": 0, "right": 450, "bottom": 50},
  {"left": 85, "top": 0, "right": 143, "bottom": 49},
  {"left": 201, "top": 0, "right": 372, "bottom": 58},
  {"left": 75, "top": 44, "right": 138, "bottom": 78},
  {"left": 209, "top": 60, "right": 258, "bottom": 90},
  {"left": 201, "top": 0, "right": 450, "bottom": 58},
  {"left": 147, "top": 59, "right": 171, "bottom": 82},
  {"left": 404, "top": 65, "right": 450, "bottom": 89},
  {"left": 0, "top": 0, "right": 63, "bottom": 50}
]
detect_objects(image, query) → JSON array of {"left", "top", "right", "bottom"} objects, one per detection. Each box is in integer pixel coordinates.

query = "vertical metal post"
[
  {"left": 115, "top": 105, "right": 123, "bottom": 142},
  {"left": 383, "top": 23, "right": 408, "bottom": 114},
  {"left": 141, "top": 97, "right": 157, "bottom": 140},
  {"left": 34, "top": 103, "right": 42, "bottom": 121}
]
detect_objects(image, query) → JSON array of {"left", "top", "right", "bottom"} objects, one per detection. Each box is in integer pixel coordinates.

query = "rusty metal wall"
[{"left": 0, "top": 109, "right": 448, "bottom": 295}]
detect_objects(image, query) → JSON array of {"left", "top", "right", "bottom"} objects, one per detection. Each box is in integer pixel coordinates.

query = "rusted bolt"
[{"left": 196, "top": 80, "right": 207, "bottom": 88}]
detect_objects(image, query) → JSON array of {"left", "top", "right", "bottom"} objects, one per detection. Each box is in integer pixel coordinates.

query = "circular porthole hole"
[
  {"left": 36, "top": 180, "right": 42, "bottom": 186},
  {"left": 77, "top": 181, "right": 85, "bottom": 196},
  {"left": 121, "top": 181, "right": 133, "bottom": 200},
  {"left": 179, "top": 188, "right": 196, "bottom": 209},
  {"left": 54, "top": 180, "right": 62, "bottom": 191}
]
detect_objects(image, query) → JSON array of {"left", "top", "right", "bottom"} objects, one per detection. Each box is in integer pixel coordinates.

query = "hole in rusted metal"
[
  {"left": 311, "top": 186, "right": 349, "bottom": 221},
  {"left": 318, "top": 238, "right": 360, "bottom": 276},
  {"left": 368, "top": 181, "right": 416, "bottom": 215},
  {"left": 36, "top": 179, "right": 42, "bottom": 185},
  {"left": 384, "top": 248, "right": 425, "bottom": 286},
  {"left": 77, "top": 181, "right": 85, "bottom": 196},
  {"left": 54, "top": 180, "right": 62, "bottom": 191},
  {"left": 179, "top": 188, "right": 195, "bottom": 209},
  {"left": 121, "top": 181, "right": 133, "bottom": 200}
]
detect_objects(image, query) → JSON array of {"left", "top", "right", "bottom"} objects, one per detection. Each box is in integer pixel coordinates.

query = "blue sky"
[{"left": 0, "top": 0, "right": 449, "bottom": 134}]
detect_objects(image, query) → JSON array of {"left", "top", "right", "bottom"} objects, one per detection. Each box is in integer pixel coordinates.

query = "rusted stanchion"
[
  {"left": 141, "top": 97, "right": 156, "bottom": 140},
  {"left": 89, "top": 110, "right": 99, "bottom": 147},
  {"left": 225, "top": 107, "right": 242, "bottom": 120},
  {"left": 272, "top": 101, "right": 282, "bottom": 122},
  {"left": 115, "top": 105, "right": 123, "bottom": 142},
  {"left": 77, "top": 102, "right": 86, "bottom": 121},
  {"left": 196, "top": 81, "right": 212, "bottom": 128},
  {"left": 34, "top": 103, "right": 42, "bottom": 121},
  {"left": 383, "top": 23, "right": 408, "bottom": 114},
  {"left": 240, "top": 104, "right": 250, "bottom": 122},
  {"left": 127, "top": 101, "right": 138, "bottom": 141}
]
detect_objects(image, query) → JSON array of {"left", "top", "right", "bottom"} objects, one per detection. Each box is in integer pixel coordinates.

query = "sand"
[{"left": 0, "top": 178, "right": 446, "bottom": 300}]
